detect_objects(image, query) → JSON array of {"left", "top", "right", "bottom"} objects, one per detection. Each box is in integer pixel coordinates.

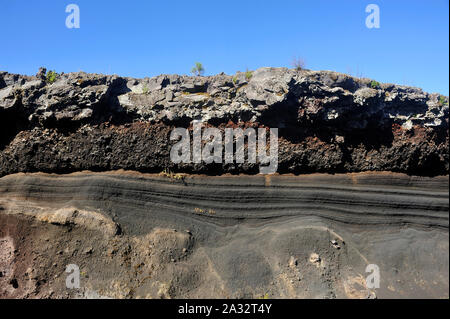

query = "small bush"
[
  {"left": 191, "top": 62, "right": 204, "bottom": 76},
  {"left": 232, "top": 75, "right": 238, "bottom": 84},
  {"left": 370, "top": 80, "right": 380, "bottom": 89},
  {"left": 46, "top": 70, "right": 58, "bottom": 84},
  {"left": 142, "top": 85, "right": 149, "bottom": 94},
  {"left": 291, "top": 57, "right": 305, "bottom": 71},
  {"left": 438, "top": 95, "right": 448, "bottom": 106},
  {"left": 245, "top": 69, "right": 253, "bottom": 81}
]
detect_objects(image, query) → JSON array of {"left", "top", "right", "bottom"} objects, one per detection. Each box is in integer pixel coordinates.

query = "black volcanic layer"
[{"left": 0, "top": 68, "right": 448, "bottom": 177}]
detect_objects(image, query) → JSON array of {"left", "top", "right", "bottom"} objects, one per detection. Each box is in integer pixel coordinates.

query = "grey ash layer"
[
  {"left": 0, "top": 172, "right": 448, "bottom": 298},
  {"left": 0, "top": 67, "right": 448, "bottom": 176}
]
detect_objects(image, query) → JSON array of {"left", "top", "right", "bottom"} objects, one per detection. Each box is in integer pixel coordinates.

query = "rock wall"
[{"left": 1, "top": 67, "right": 448, "bottom": 177}]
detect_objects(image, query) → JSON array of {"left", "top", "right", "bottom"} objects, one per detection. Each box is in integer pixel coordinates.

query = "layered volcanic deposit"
[{"left": 0, "top": 67, "right": 448, "bottom": 298}]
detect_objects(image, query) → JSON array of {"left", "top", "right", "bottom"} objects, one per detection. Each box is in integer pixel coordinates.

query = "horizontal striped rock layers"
[{"left": 0, "top": 171, "right": 448, "bottom": 298}]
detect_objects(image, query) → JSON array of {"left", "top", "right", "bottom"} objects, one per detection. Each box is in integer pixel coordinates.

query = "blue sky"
[{"left": 1, "top": 0, "right": 448, "bottom": 94}]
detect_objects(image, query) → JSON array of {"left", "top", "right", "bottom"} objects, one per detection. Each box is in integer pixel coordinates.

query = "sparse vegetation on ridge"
[
  {"left": 46, "top": 70, "right": 58, "bottom": 84},
  {"left": 370, "top": 80, "right": 380, "bottom": 89},
  {"left": 191, "top": 62, "right": 205, "bottom": 76},
  {"left": 292, "top": 56, "right": 305, "bottom": 71},
  {"left": 245, "top": 69, "right": 253, "bottom": 81},
  {"left": 438, "top": 95, "right": 448, "bottom": 106}
]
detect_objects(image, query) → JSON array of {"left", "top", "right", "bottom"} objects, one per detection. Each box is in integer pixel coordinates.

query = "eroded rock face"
[{"left": 0, "top": 67, "right": 448, "bottom": 177}]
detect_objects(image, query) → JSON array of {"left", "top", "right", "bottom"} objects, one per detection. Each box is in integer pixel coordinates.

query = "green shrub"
[
  {"left": 438, "top": 95, "right": 448, "bottom": 106},
  {"left": 370, "top": 80, "right": 380, "bottom": 89},
  {"left": 245, "top": 69, "right": 253, "bottom": 81},
  {"left": 46, "top": 70, "right": 58, "bottom": 84},
  {"left": 191, "top": 62, "right": 204, "bottom": 76}
]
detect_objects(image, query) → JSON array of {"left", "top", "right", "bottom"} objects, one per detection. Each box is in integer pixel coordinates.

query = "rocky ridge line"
[{"left": 0, "top": 67, "right": 448, "bottom": 176}]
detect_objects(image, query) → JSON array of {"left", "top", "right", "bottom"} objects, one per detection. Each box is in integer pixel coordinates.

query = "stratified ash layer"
[
  {"left": 0, "top": 171, "right": 448, "bottom": 298},
  {"left": 0, "top": 67, "right": 448, "bottom": 176}
]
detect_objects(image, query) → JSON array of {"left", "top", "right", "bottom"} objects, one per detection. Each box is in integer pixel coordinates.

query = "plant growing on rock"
[
  {"left": 438, "top": 95, "right": 448, "bottom": 106},
  {"left": 159, "top": 168, "right": 184, "bottom": 180},
  {"left": 370, "top": 80, "right": 380, "bottom": 89},
  {"left": 191, "top": 62, "right": 205, "bottom": 76},
  {"left": 46, "top": 70, "right": 58, "bottom": 84},
  {"left": 245, "top": 69, "right": 253, "bottom": 81},
  {"left": 291, "top": 56, "right": 306, "bottom": 71}
]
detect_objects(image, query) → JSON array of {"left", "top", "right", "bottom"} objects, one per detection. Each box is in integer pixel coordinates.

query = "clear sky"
[{"left": 1, "top": 0, "right": 448, "bottom": 94}]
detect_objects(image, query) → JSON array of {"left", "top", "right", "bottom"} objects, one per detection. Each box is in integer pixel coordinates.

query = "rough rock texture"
[{"left": 0, "top": 67, "right": 448, "bottom": 176}]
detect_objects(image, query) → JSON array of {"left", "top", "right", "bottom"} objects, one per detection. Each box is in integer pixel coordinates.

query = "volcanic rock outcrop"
[
  {"left": 0, "top": 67, "right": 448, "bottom": 299},
  {"left": 0, "top": 67, "right": 448, "bottom": 176}
]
